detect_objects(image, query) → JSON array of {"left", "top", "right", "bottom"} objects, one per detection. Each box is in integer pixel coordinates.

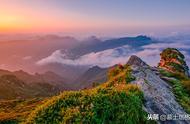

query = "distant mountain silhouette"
[
  {"left": 0, "top": 69, "right": 66, "bottom": 85},
  {"left": 70, "top": 35, "right": 153, "bottom": 56},
  {"left": 0, "top": 69, "right": 71, "bottom": 99}
]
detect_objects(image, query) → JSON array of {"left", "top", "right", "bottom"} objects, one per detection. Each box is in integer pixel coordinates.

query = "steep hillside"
[
  {"left": 0, "top": 75, "right": 27, "bottom": 99},
  {"left": 158, "top": 48, "right": 189, "bottom": 76},
  {"left": 158, "top": 48, "right": 190, "bottom": 113},
  {"left": 0, "top": 74, "right": 60, "bottom": 99},
  {"left": 75, "top": 66, "right": 108, "bottom": 89},
  {"left": 24, "top": 65, "right": 152, "bottom": 124},
  {"left": 128, "top": 55, "right": 189, "bottom": 124},
  {"left": 0, "top": 98, "right": 45, "bottom": 124},
  {"left": 0, "top": 69, "right": 70, "bottom": 100}
]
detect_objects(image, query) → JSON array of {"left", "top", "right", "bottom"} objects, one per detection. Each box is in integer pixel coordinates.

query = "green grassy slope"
[
  {"left": 0, "top": 98, "right": 46, "bottom": 124},
  {"left": 24, "top": 65, "right": 152, "bottom": 124},
  {"left": 159, "top": 69, "right": 190, "bottom": 113},
  {"left": 158, "top": 48, "right": 190, "bottom": 113}
]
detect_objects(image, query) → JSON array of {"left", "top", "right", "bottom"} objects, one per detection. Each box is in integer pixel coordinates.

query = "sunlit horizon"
[{"left": 0, "top": 0, "right": 190, "bottom": 37}]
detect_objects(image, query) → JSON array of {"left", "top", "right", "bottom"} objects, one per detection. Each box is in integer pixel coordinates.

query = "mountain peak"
[
  {"left": 127, "top": 55, "right": 148, "bottom": 67},
  {"left": 89, "top": 65, "right": 102, "bottom": 70},
  {"left": 136, "top": 35, "right": 151, "bottom": 40}
]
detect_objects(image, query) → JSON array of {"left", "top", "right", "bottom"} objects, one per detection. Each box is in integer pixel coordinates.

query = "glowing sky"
[{"left": 0, "top": 0, "right": 190, "bottom": 36}]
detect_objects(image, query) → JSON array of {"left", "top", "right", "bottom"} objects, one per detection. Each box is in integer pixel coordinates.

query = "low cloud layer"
[
  {"left": 37, "top": 45, "right": 133, "bottom": 67},
  {"left": 37, "top": 42, "right": 190, "bottom": 68}
]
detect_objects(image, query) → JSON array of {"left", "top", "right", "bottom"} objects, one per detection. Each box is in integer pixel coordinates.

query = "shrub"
[
  {"left": 125, "top": 72, "right": 136, "bottom": 83},
  {"left": 182, "top": 80, "right": 190, "bottom": 95}
]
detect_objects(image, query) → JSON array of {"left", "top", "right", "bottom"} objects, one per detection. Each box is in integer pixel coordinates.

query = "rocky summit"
[
  {"left": 158, "top": 48, "right": 189, "bottom": 77},
  {"left": 127, "top": 55, "right": 148, "bottom": 67}
]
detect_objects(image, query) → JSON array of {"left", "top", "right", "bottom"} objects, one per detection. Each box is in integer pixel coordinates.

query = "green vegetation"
[
  {"left": 159, "top": 48, "right": 190, "bottom": 113},
  {"left": 159, "top": 69, "right": 190, "bottom": 113},
  {"left": 160, "top": 48, "right": 184, "bottom": 61},
  {"left": 0, "top": 74, "right": 60, "bottom": 100},
  {"left": 92, "top": 82, "right": 100, "bottom": 87},
  {"left": 158, "top": 48, "right": 189, "bottom": 75},
  {"left": 167, "top": 62, "right": 186, "bottom": 73},
  {"left": 108, "top": 64, "right": 135, "bottom": 83},
  {"left": 24, "top": 65, "right": 152, "bottom": 124},
  {"left": 0, "top": 98, "right": 45, "bottom": 124}
]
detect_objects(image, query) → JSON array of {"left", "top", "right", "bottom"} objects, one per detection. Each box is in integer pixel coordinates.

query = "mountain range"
[
  {"left": 0, "top": 69, "right": 72, "bottom": 99},
  {"left": 0, "top": 34, "right": 190, "bottom": 123},
  {"left": 69, "top": 35, "right": 153, "bottom": 57},
  {"left": 15, "top": 48, "right": 189, "bottom": 124},
  {"left": 0, "top": 35, "right": 156, "bottom": 83},
  {"left": 0, "top": 48, "right": 190, "bottom": 124}
]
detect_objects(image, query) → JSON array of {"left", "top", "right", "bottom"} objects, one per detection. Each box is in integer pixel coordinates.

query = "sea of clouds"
[{"left": 37, "top": 41, "right": 190, "bottom": 68}]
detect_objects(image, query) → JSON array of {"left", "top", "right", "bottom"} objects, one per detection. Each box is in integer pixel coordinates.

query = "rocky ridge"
[{"left": 128, "top": 55, "right": 189, "bottom": 124}]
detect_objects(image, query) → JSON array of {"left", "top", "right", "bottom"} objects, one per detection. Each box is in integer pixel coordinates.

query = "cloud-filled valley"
[
  {"left": 37, "top": 41, "right": 190, "bottom": 68},
  {"left": 37, "top": 45, "right": 132, "bottom": 68},
  {"left": 0, "top": 34, "right": 190, "bottom": 77}
]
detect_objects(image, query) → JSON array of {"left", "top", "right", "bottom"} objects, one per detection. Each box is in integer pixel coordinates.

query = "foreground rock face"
[
  {"left": 127, "top": 55, "right": 189, "bottom": 124},
  {"left": 158, "top": 48, "right": 189, "bottom": 77}
]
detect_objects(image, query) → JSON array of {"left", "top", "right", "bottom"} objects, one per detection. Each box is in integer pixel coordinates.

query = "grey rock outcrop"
[
  {"left": 127, "top": 55, "right": 190, "bottom": 124},
  {"left": 127, "top": 55, "right": 148, "bottom": 67}
]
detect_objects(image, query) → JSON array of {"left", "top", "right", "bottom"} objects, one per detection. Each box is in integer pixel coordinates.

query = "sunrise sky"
[{"left": 0, "top": 0, "right": 190, "bottom": 36}]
